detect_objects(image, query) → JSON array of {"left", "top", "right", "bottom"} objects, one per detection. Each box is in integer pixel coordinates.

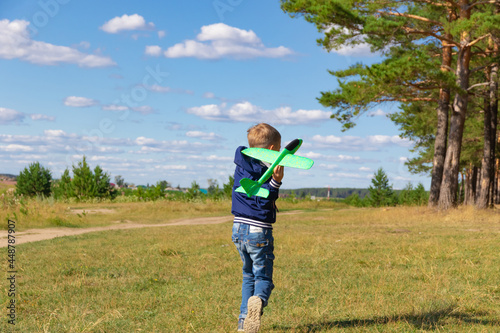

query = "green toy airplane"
[{"left": 236, "top": 138, "right": 314, "bottom": 198}]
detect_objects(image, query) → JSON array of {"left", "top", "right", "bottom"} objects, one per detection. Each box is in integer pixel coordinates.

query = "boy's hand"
[{"left": 272, "top": 165, "right": 284, "bottom": 183}]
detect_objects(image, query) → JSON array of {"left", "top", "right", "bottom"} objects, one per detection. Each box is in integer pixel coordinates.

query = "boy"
[{"left": 231, "top": 123, "right": 284, "bottom": 333}]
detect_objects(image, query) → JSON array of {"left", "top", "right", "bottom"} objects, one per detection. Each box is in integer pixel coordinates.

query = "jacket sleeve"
[{"left": 256, "top": 177, "right": 281, "bottom": 208}]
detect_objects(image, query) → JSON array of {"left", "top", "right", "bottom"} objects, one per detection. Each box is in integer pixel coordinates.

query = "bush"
[
  {"left": 16, "top": 162, "right": 52, "bottom": 197},
  {"left": 344, "top": 193, "right": 366, "bottom": 207},
  {"left": 398, "top": 182, "right": 429, "bottom": 206}
]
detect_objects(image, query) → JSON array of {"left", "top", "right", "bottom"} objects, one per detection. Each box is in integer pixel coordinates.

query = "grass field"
[{"left": 1, "top": 202, "right": 500, "bottom": 332}]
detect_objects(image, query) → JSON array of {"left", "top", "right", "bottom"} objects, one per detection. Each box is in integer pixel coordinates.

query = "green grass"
[{"left": 1, "top": 205, "right": 500, "bottom": 332}]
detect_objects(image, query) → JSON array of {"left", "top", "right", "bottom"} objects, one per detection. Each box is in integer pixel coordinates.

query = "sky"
[{"left": 0, "top": 0, "right": 431, "bottom": 190}]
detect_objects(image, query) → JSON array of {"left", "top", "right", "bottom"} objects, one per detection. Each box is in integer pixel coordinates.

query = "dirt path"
[
  {"left": 0, "top": 210, "right": 308, "bottom": 247},
  {"left": 0, "top": 216, "right": 234, "bottom": 248}
]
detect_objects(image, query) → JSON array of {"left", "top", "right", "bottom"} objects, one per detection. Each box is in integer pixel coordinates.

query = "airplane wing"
[{"left": 242, "top": 148, "right": 314, "bottom": 170}]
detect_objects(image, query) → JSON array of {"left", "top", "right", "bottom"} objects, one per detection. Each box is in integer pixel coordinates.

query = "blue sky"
[{"left": 0, "top": 0, "right": 430, "bottom": 190}]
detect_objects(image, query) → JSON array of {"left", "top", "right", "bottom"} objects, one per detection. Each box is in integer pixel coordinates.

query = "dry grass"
[
  {"left": 2, "top": 204, "right": 499, "bottom": 332},
  {"left": 0, "top": 199, "right": 233, "bottom": 231}
]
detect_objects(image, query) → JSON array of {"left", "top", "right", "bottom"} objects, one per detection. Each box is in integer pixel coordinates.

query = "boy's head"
[{"left": 247, "top": 123, "right": 281, "bottom": 151}]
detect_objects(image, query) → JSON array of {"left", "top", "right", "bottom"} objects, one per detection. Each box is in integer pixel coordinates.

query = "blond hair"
[{"left": 247, "top": 123, "right": 281, "bottom": 148}]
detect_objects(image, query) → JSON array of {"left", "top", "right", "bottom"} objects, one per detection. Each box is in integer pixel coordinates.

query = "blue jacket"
[{"left": 231, "top": 146, "right": 281, "bottom": 229}]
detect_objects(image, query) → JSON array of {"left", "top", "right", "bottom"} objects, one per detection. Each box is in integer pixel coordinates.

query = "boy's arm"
[
  {"left": 272, "top": 165, "right": 284, "bottom": 183},
  {"left": 257, "top": 165, "right": 283, "bottom": 204}
]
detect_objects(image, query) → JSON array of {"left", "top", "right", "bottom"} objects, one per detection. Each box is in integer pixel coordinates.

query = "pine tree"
[
  {"left": 281, "top": 0, "right": 500, "bottom": 209},
  {"left": 72, "top": 156, "right": 95, "bottom": 200},
  {"left": 93, "top": 165, "right": 112, "bottom": 198},
  {"left": 367, "top": 168, "right": 395, "bottom": 207},
  {"left": 53, "top": 168, "right": 73, "bottom": 199},
  {"left": 16, "top": 162, "right": 52, "bottom": 197}
]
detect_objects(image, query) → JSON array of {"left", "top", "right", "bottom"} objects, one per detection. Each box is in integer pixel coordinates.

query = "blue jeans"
[{"left": 232, "top": 222, "right": 275, "bottom": 320}]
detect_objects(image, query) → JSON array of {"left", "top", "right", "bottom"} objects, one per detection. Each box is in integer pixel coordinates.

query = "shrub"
[
  {"left": 344, "top": 193, "right": 364, "bottom": 207},
  {"left": 398, "top": 182, "right": 429, "bottom": 206}
]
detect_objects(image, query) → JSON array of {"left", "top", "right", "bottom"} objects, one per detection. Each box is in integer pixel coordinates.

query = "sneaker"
[
  {"left": 237, "top": 318, "right": 245, "bottom": 332},
  {"left": 244, "top": 296, "right": 263, "bottom": 333}
]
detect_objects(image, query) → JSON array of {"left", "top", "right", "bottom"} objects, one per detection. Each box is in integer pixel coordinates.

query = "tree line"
[
  {"left": 281, "top": 0, "right": 500, "bottom": 209},
  {"left": 13, "top": 157, "right": 234, "bottom": 202},
  {"left": 280, "top": 187, "right": 370, "bottom": 198},
  {"left": 13, "top": 157, "right": 428, "bottom": 207}
]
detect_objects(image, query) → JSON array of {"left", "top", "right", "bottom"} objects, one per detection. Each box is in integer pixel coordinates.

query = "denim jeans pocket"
[
  {"left": 247, "top": 238, "right": 269, "bottom": 248},
  {"left": 247, "top": 230, "right": 272, "bottom": 248}
]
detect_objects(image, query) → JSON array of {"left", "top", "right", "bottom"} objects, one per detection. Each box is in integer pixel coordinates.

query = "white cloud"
[
  {"left": 102, "top": 104, "right": 129, "bottom": 111},
  {"left": 143, "top": 84, "right": 194, "bottom": 95},
  {"left": 100, "top": 14, "right": 155, "bottom": 34},
  {"left": 0, "top": 131, "right": 226, "bottom": 186},
  {"left": 367, "top": 109, "right": 387, "bottom": 117},
  {"left": 44, "top": 129, "right": 71, "bottom": 137},
  {"left": 318, "top": 163, "right": 339, "bottom": 170},
  {"left": 158, "top": 30, "right": 166, "bottom": 39},
  {"left": 325, "top": 25, "right": 378, "bottom": 57},
  {"left": 0, "top": 107, "right": 25, "bottom": 124},
  {"left": 203, "top": 92, "right": 216, "bottom": 99},
  {"left": 187, "top": 101, "right": 330, "bottom": 125},
  {"left": 187, "top": 155, "right": 232, "bottom": 162},
  {"left": 359, "top": 167, "right": 371, "bottom": 172},
  {"left": 301, "top": 151, "right": 377, "bottom": 164},
  {"left": 329, "top": 172, "right": 373, "bottom": 180},
  {"left": 185, "top": 131, "right": 224, "bottom": 141},
  {"left": 145, "top": 45, "right": 162, "bottom": 57},
  {"left": 0, "top": 19, "right": 115, "bottom": 67},
  {"left": 310, "top": 134, "right": 411, "bottom": 151},
  {"left": 164, "top": 23, "right": 293, "bottom": 60},
  {"left": 147, "top": 84, "right": 171, "bottom": 93},
  {"left": 30, "top": 114, "right": 55, "bottom": 121},
  {"left": 0, "top": 144, "right": 33, "bottom": 152},
  {"left": 76, "top": 41, "right": 91, "bottom": 49},
  {"left": 133, "top": 136, "right": 215, "bottom": 154},
  {"left": 154, "top": 165, "right": 188, "bottom": 170},
  {"left": 335, "top": 43, "right": 375, "bottom": 57},
  {"left": 197, "top": 23, "right": 261, "bottom": 44},
  {"left": 64, "top": 96, "right": 99, "bottom": 108}
]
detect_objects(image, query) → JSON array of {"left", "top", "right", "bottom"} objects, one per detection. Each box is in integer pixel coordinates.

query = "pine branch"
[
  {"left": 414, "top": 0, "right": 458, "bottom": 7},
  {"left": 403, "top": 83, "right": 441, "bottom": 90},
  {"left": 379, "top": 11, "right": 443, "bottom": 25},
  {"left": 467, "top": 33, "right": 492, "bottom": 48},
  {"left": 467, "top": 82, "right": 490, "bottom": 90},
  {"left": 471, "top": 63, "right": 492, "bottom": 72},
  {"left": 376, "top": 97, "right": 438, "bottom": 102},
  {"left": 468, "top": 0, "right": 500, "bottom": 9},
  {"left": 402, "top": 27, "right": 460, "bottom": 46}
]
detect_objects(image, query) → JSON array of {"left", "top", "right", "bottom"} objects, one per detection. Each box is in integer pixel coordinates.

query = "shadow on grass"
[{"left": 272, "top": 305, "right": 499, "bottom": 332}]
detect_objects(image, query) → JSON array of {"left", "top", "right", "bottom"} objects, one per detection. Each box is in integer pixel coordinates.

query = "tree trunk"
[
  {"left": 460, "top": 172, "right": 465, "bottom": 203},
  {"left": 489, "top": 33, "right": 499, "bottom": 206},
  {"left": 476, "top": 87, "right": 493, "bottom": 208},
  {"left": 493, "top": 159, "right": 500, "bottom": 205},
  {"left": 464, "top": 166, "right": 478, "bottom": 205},
  {"left": 438, "top": 0, "right": 471, "bottom": 210},
  {"left": 428, "top": 38, "right": 452, "bottom": 207}
]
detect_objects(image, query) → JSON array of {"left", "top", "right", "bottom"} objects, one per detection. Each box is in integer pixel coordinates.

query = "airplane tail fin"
[{"left": 236, "top": 178, "right": 270, "bottom": 198}]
